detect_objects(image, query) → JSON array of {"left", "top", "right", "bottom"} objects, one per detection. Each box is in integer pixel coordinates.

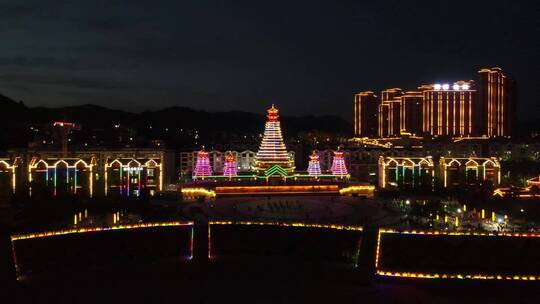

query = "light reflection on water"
[{"left": 70, "top": 209, "right": 143, "bottom": 228}]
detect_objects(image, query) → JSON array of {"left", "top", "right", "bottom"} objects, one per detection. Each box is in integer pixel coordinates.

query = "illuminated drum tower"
[{"left": 254, "top": 105, "right": 295, "bottom": 177}]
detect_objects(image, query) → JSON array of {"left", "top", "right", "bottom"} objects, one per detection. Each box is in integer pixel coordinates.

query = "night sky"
[{"left": 0, "top": 0, "right": 538, "bottom": 120}]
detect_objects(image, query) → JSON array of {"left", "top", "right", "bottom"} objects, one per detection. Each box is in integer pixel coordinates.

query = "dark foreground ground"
[{"left": 5, "top": 258, "right": 540, "bottom": 304}]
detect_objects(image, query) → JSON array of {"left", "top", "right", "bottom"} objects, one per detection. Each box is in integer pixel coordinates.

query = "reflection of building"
[
  {"left": 354, "top": 91, "right": 378, "bottom": 137},
  {"left": 378, "top": 156, "right": 435, "bottom": 189},
  {"left": 439, "top": 157, "right": 501, "bottom": 188}
]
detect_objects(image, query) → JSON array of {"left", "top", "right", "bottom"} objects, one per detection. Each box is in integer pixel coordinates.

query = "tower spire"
[
  {"left": 193, "top": 147, "right": 212, "bottom": 178},
  {"left": 330, "top": 148, "right": 348, "bottom": 177},
  {"left": 307, "top": 151, "right": 322, "bottom": 176},
  {"left": 222, "top": 151, "right": 238, "bottom": 177},
  {"left": 255, "top": 105, "right": 294, "bottom": 175}
]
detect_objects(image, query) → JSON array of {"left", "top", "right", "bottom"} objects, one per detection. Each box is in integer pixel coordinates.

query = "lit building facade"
[
  {"left": 179, "top": 150, "right": 294, "bottom": 176},
  {"left": 400, "top": 91, "right": 423, "bottom": 136},
  {"left": 0, "top": 157, "right": 20, "bottom": 201},
  {"left": 439, "top": 157, "right": 501, "bottom": 188},
  {"left": 378, "top": 156, "right": 435, "bottom": 189},
  {"left": 354, "top": 91, "right": 379, "bottom": 137},
  {"left": 378, "top": 155, "right": 501, "bottom": 189},
  {"left": 477, "top": 67, "right": 515, "bottom": 137},
  {"left": 378, "top": 88, "right": 402, "bottom": 137},
  {"left": 28, "top": 156, "right": 97, "bottom": 197},
  {"left": 355, "top": 67, "right": 515, "bottom": 138},
  {"left": 422, "top": 81, "right": 475, "bottom": 137},
  {"left": 104, "top": 156, "right": 163, "bottom": 197},
  {"left": 9, "top": 149, "right": 173, "bottom": 198}
]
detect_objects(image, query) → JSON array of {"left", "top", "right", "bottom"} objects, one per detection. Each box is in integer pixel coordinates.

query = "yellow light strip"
[
  {"left": 375, "top": 229, "right": 540, "bottom": 281},
  {"left": 11, "top": 221, "right": 194, "bottom": 241},
  {"left": 378, "top": 229, "right": 540, "bottom": 238},
  {"left": 354, "top": 95, "right": 358, "bottom": 135},
  {"left": 452, "top": 92, "right": 456, "bottom": 135},
  {"left": 437, "top": 93, "right": 442, "bottom": 135},
  {"left": 430, "top": 92, "right": 434, "bottom": 134},
  {"left": 445, "top": 92, "right": 449, "bottom": 135},
  {"left": 159, "top": 163, "right": 163, "bottom": 191},
  {"left": 466, "top": 91, "right": 470, "bottom": 135},
  {"left": 377, "top": 271, "right": 540, "bottom": 281},
  {"left": 339, "top": 185, "right": 375, "bottom": 196},
  {"left": 89, "top": 165, "right": 93, "bottom": 197},
  {"left": 0, "top": 160, "right": 18, "bottom": 193},
  {"left": 501, "top": 75, "right": 505, "bottom": 136},
  {"left": 209, "top": 221, "right": 363, "bottom": 231}
]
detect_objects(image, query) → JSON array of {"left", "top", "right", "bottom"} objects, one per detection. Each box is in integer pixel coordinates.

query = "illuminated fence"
[
  {"left": 208, "top": 221, "right": 363, "bottom": 264},
  {"left": 375, "top": 229, "right": 540, "bottom": 281},
  {"left": 11, "top": 221, "right": 194, "bottom": 280},
  {"left": 12, "top": 222, "right": 540, "bottom": 282}
]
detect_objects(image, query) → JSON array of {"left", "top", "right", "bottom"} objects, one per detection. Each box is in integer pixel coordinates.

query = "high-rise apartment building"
[
  {"left": 354, "top": 67, "right": 515, "bottom": 138},
  {"left": 422, "top": 81, "right": 476, "bottom": 137},
  {"left": 400, "top": 91, "right": 423, "bottom": 136},
  {"left": 378, "top": 88, "right": 402, "bottom": 137},
  {"left": 477, "top": 67, "right": 515, "bottom": 137},
  {"left": 354, "top": 91, "right": 378, "bottom": 137}
]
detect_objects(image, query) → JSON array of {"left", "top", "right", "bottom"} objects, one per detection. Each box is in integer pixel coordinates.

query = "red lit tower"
[
  {"left": 193, "top": 148, "right": 212, "bottom": 178},
  {"left": 222, "top": 152, "right": 238, "bottom": 177}
]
